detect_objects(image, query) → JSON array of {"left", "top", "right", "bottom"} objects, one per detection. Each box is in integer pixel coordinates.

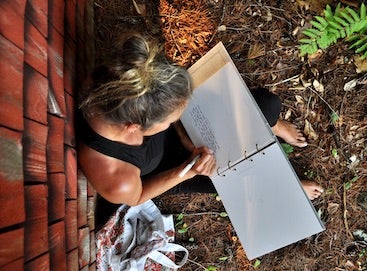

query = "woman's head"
[{"left": 79, "top": 34, "right": 192, "bottom": 131}]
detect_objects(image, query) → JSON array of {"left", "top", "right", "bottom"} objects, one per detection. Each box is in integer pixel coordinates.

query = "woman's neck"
[{"left": 87, "top": 117, "right": 144, "bottom": 146}]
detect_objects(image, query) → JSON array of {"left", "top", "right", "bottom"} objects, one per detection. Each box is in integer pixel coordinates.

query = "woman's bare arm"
[{"left": 78, "top": 143, "right": 216, "bottom": 206}]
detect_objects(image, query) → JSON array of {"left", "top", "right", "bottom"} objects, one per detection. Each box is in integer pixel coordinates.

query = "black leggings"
[
  {"left": 95, "top": 88, "right": 281, "bottom": 229},
  {"left": 162, "top": 87, "right": 281, "bottom": 194}
]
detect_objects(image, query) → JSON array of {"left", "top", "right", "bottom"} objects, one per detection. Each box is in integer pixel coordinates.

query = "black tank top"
[{"left": 77, "top": 113, "right": 166, "bottom": 176}]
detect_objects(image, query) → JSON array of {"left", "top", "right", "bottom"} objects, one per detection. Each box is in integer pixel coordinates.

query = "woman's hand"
[{"left": 188, "top": 146, "right": 217, "bottom": 177}]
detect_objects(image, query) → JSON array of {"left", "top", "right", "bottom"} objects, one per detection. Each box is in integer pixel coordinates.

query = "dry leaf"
[
  {"left": 217, "top": 25, "right": 227, "bottom": 32},
  {"left": 247, "top": 43, "right": 265, "bottom": 59},
  {"left": 327, "top": 202, "right": 339, "bottom": 215},
  {"left": 296, "top": 0, "right": 310, "bottom": 10},
  {"left": 304, "top": 119, "right": 318, "bottom": 140},
  {"left": 343, "top": 79, "right": 357, "bottom": 91},
  {"left": 300, "top": 74, "right": 312, "bottom": 88},
  {"left": 292, "top": 26, "right": 300, "bottom": 36},
  {"left": 353, "top": 56, "right": 367, "bottom": 73},
  {"left": 284, "top": 109, "right": 292, "bottom": 120},
  {"left": 132, "top": 0, "right": 146, "bottom": 16},
  {"left": 295, "top": 95, "right": 304, "bottom": 104},
  {"left": 264, "top": 10, "right": 272, "bottom": 21},
  {"left": 313, "top": 79, "right": 324, "bottom": 93}
]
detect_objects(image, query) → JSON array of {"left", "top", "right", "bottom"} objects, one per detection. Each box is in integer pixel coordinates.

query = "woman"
[{"left": 77, "top": 34, "right": 322, "bottom": 229}]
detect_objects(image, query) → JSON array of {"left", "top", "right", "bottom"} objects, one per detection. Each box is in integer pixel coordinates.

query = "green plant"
[
  {"left": 299, "top": 3, "right": 367, "bottom": 58},
  {"left": 281, "top": 143, "right": 294, "bottom": 156}
]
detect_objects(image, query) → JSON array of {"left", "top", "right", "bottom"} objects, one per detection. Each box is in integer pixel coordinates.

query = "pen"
[{"left": 178, "top": 154, "right": 201, "bottom": 177}]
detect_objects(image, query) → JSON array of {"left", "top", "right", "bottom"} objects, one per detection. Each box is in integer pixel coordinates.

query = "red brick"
[
  {"left": 23, "top": 64, "right": 48, "bottom": 125},
  {"left": 65, "top": 92, "right": 76, "bottom": 147},
  {"left": 0, "top": 35, "right": 24, "bottom": 131},
  {"left": 65, "top": 0, "right": 76, "bottom": 42},
  {"left": 0, "top": 127, "right": 24, "bottom": 228},
  {"left": 48, "top": 26, "right": 66, "bottom": 116},
  {"left": 65, "top": 147, "right": 77, "bottom": 199},
  {"left": 46, "top": 114, "right": 65, "bottom": 173},
  {"left": 78, "top": 227, "right": 90, "bottom": 268},
  {"left": 84, "top": 0, "right": 95, "bottom": 76},
  {"left": 87, "top": 197, "right": 95, "bottom": 231},
  {"left": 65, "top": 200, "right": 78, "bottom": 251},
  {"left": 24, "top": 19, "right": 48, "bottom": 77},
  {"left": 67, "top": 249, "right": 79, "bottom": 271},
  {"left": 89, "top": 262, "right": 96, "bottom": 271},
  {"left": 78, "top": 171, "right": 88, "bottom": 228},
  {"left": 24, "top": 185, "right": 48, "bottom": 261},
  {"left": 25, "top": 253, "right": 50, "bottom": 271},
  {"left": 1, "top": 258, "right": 24, "bottom": 271},
  {"left": 0, "top": 0, "right": 26, "bottom": 49},
  {"left": 48, "top": 173, "right": 66, "bottom": 222},
  {"left": 0, "top": 228, "right": 24, "bottom": 266},
  {"left": 25, "top": 0, "right": 48, "bottom": 38},
  {"left": 49, "top": 221, "right": 67, "bottom": 271},
  {"left": 89, "top": 231, "right": 96, "bottom": 263},
  {"left": 23, "top": 119, "right": 48, "bottom": 182},
  {"left": 76, "top": 39, "right": 86, "bottom": 86},
  {"left": 64, "top": 39, "right": 76, "bottom": 95},
  {"left": 48, "top": 0, "right": 65, "bottom": 36}
]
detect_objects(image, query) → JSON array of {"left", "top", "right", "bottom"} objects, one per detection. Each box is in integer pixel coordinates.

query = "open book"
[{"left": 180, "top": 42, "right": 325, "bottom": 260}]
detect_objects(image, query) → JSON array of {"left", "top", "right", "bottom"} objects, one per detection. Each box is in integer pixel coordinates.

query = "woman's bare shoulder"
[{"left": 77, "top": 143, "right": 142, "bottom": 204}]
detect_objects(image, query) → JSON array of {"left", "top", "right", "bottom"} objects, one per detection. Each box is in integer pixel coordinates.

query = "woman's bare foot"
[
  {"left": 301, "top": 180, "right": 324, "bottom": 200},
  {"left": 272, "top": 120, "right": 308, "bottom": 148}
]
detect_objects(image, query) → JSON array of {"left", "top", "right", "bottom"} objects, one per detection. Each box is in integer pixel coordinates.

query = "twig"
[
  {"left": 308, "top": 86, "right": 339, "bottom": 116},
  {"left": 264, "top": 74, "right": 299, "bottom": 87},
  {"left": 343, "top": 184, "right": 354, "bottom": 239},
  {"left": 187, "top": 258, "right": 209, "bottom": 270},
  {"left": 241, "top": 64, "right": 301, "bottom": 75},
  {"left": 173, "top": 211, "right": 225, "bottom": 217}
]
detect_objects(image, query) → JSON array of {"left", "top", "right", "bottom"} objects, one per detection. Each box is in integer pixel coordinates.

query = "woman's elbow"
[{"left": 101, "top": 181, "right": 142, "bottom": 206}]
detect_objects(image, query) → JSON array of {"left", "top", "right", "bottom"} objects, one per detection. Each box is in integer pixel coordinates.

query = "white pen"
[{"left": 178, "top": 154, "right": 201, "bottom": 177}]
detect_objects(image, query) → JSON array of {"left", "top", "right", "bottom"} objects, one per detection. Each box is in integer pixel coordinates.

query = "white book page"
[
  {"left": 212, "top": 143, "right": 325, "bottom": 259},
  {"left": 181, "top": 62, "right": 275, "bottom": 174}
]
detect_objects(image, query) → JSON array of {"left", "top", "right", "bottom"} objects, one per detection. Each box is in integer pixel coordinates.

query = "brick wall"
[{"left": 0, "top": 0, "right": 95, "bottom": 270}]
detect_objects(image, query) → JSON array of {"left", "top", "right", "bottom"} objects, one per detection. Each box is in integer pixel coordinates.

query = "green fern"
[{"left": 299, "top": 3, "right": 367, "bottom": 59}]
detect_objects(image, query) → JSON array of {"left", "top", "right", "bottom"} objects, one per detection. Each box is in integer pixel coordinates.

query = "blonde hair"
[{"left": 79, "top": 34, "right": 192, "bottom": 130}]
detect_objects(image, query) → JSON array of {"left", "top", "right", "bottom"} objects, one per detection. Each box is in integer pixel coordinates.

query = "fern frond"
[
  {"left": 303, "top": 29, "right": 319, "bottom": 38},
  {"left": 334, "top": 16, "right": 349, "bottom": 27},
  {"left": 299, "top": 38, "right": 314, "bottom": 44},
  {"left": 339, "top": 9, "right": 355, "bottom": 24},
  {"left": 361, "top": 3, "right": 366, "bottom": 20},
  {"left": 298, "top": 3, "right": 367, "bottom": 59},
  {"left": 355, "top": 42, "right": 367, "bottom": 53},
  {"left": 329, "top": 20, "right": 343, "bottom": 30},
  {"left": 310, "top": 20, "right": 326, "bottom": 30},
  {"left": 346, "top": 7, "right": 360, "bottom": 21},
  {"left": 325, "top": 5, "right": 334, "bottom": 19},
  {"left": 315, "top": 16, "right": 329, "bottom": 27},
  {"left": 350, "top": 35, "right": 367, "bottom": 49}
]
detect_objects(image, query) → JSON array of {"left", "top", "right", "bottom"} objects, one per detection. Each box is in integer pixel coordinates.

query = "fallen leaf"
[
  {"left": 343, "top": 79, "right": 357, "bottom": 91},
  {"left": 132, "top": 0, "right": 146, "bottom": 16},
  {"left": 327, "top": 202, "right": 339, "bottom": 215},
  {"left": 354, "top": 56, "right": 367, "bottom": 73},
  {"left": 217, "top": 25, "right": 227, "bottom": 32},
  {"left": 304, "top": 119, "right": 318, "bottom": 140},
  {"left": 284, "top": 109, "right": 292, "bottom": 120},
  {"left": 313, "top": 79, "right": 324, "bottom": 93},
  {"left": 300, "top": 74, "right": 312, "bottom": 88},
  {"left": 295, "top": 95, "right": 305, "bottom": 104},
  {"left": 247, "top": 43, "right": 265, "bottom": 59}
]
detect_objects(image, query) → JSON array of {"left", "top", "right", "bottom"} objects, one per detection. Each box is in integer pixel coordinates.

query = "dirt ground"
[{"left": 93, "top": 0, "right": 367, "bottom": 270}]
